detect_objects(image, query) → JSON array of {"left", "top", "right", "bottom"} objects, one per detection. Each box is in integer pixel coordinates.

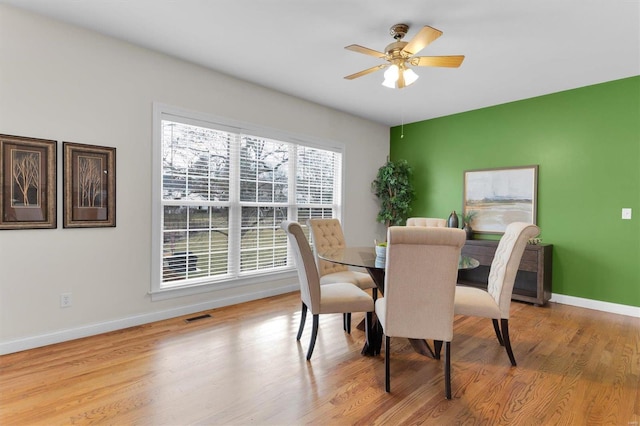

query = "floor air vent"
[{"left": 184, "top": 313, "right": 212, "bottom": 323}]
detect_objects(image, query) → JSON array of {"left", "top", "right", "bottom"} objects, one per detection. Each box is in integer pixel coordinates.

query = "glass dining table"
[{"left": 318, "top": 246, "right": 479, "bottom": 357}]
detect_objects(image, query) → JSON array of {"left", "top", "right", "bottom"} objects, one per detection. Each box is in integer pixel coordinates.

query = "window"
[{"left": 152, "top": 105, "right": 342, "bottom": 297}]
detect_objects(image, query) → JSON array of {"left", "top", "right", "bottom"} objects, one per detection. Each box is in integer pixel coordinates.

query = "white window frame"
[{"left": 151, "top": 103, "right": 344, "bottom": 300}]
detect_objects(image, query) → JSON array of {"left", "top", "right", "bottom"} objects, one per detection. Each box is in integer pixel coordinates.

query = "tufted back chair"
[
  {"left": 307, "top": 218, "right": 377, "bottom": 333},
  {"left": 406, "top": 217, "right": 447, "bottom": 227},
  {"left": 454, "top": 221, "right": 541, "bottom": 366},
  {"left": 487, "top": 222, "right": 541, "bottom": 318},
  {"left": 281, "top": 220, "right": 374, "bottom": 360},
  {"left": 307, "top": 218, "right": 350, "bottom": 276}
]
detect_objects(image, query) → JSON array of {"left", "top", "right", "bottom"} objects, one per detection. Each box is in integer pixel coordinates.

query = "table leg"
[
  {"left": 408, "top": 339, "right": 436, "bottom": 358},
  {"left": 359, "top": 267, "right": 386, "bottom": 356},
  {"left": 361, "top": 311, "right": 382, "bottom": 356},
  {"left": 366, "top": 268, "right": 385, "bottom": 294}
]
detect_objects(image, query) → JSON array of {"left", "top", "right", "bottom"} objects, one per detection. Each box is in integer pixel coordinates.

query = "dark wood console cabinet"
[{"left": 458, "top": 240, "right": 552, "bottom": 306}]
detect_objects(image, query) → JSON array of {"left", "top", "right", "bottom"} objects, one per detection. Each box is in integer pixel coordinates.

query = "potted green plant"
[
  {"left": 374, "top": 241, "right": 387, "bottom": 258},
  {"left": 461, "top": 210, "right": 478, "bottom": 240},
  {"left": 371, "top": 159, "right": 415, "bottom": 229}
]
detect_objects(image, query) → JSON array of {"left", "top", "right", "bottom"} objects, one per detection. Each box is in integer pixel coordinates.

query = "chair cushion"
[
  {"left": 454, "top": 285, "right": 502, "bottom": 319},
  {"left": 319, "top": 283, "right": 374, "bottom": 314},
  {"left": 319, "top": 270, "right": 376, "bottom": 290},
  {"left": 375, "top": 297, "right": 387, "bottom": 329}
]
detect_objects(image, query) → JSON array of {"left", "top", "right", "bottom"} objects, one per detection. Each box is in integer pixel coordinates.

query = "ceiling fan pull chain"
[{"left": 401, "top": 101, "right": 405, "bottom": 139}]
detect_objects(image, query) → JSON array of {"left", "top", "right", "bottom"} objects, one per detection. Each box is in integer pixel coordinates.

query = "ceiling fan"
[{"left": 344, "top": 23, "right": 465, "bottom": 89}]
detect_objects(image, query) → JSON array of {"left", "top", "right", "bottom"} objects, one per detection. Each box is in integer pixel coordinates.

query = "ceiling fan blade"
[
  {"left": 344, "top": 44, "right": 386, "bottom": 58},
  {"left": 344, "top": 64, "right": 387, "bottom": 80},
  {"left": 402, "top": 26, "right": 443, "bottom": 56},
  {"left": 411, "top": 55, "right": 465, "bottom": 68}
]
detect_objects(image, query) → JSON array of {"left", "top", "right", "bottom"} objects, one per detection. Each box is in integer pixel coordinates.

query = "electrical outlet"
[
  {"left": 622, "top": 208, "right": 632, "bottom": 220},
  {"left": 60, "top": 293, "right": 72, "bottom": 308}
]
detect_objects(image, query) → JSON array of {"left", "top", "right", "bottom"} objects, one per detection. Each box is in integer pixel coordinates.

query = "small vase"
[
  {"left": 463, "top": 223, "right": 473, "bottom": 240},
  {"left": 447, "top": 211, "right": 459, "bottom": 228}
]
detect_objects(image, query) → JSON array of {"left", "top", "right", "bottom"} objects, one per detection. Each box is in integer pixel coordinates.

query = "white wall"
[{"left": 0, "top": 6, "right": 389, "bottom": 354}]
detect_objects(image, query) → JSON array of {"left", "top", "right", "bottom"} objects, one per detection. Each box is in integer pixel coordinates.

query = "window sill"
[{"left": 149, "top": 269, "right": 299, "bottom": 301}]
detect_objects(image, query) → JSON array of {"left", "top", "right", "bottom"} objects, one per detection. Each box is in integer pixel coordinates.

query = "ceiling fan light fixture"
[
  {"left": 382, "top": 64, "right": 419, "bottom": 89},
  {"left": 345, "top": 23, "right": 464, "bottom": 87},
  {"left": 403, "top": 67, "right": 419, "bottom": 86},
  {"left": 382, "top": 65, "right": 399, "bottom": 88}
]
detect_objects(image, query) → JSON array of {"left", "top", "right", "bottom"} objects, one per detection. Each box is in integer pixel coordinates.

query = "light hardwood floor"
[{"left": 1, "top": 292, "right": 638, "bottom": 425}]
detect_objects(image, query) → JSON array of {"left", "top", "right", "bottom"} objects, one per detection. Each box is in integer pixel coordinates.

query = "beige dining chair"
[
  {"left": 307, "top": 218, "right": 377, "bottom": 332},
  {"left": 281, "top": 221, "right": 374, "bottom": 361},
  {"left": 454, "top": 222, "right": 540, "bottom": 366},
  {"left": 406, "top": 217, "right": 447, "bottom": 227},
  {"left": 375, "top": 226, "right": 466, "bottom": 398}
]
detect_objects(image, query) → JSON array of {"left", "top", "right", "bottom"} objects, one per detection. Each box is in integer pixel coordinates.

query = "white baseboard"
[
  {"left": 0, "top": 284, "right": 298, "bottom": 355},
  {"left": 550, "top": 293, "right": 640, "bottom": 318},
  {"left": 2, "top": 288, "right": 636, "bottom": 355}
]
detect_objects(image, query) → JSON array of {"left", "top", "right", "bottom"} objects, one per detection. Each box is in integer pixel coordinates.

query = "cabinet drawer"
[{"left": 519, "top": 250, "right": 539, "bottom": 272}]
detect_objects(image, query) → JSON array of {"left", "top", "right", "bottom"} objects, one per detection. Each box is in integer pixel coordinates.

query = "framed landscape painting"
[
  {"left": 0, "top": 134, "right": 57, "bottom": 230},
  {"left": 63, "top": 142, "right": 116, "bottom": 228},
  {"left": 463, "top": 165, "right": 538, "bottom": 234}
]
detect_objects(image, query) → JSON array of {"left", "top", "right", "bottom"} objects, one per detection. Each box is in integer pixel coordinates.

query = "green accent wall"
[{"left": 390, "top": 76, "right": 640, "bottom": 307}]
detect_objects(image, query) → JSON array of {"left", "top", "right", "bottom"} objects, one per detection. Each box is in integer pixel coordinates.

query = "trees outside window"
[{"left": 155, "top": 111, "right": 342, "bottom": 291}]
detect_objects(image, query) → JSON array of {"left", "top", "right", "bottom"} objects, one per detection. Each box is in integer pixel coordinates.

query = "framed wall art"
[
  {"left": 463, "top": 165, "right": 538, "bottom": 234},
  {"left": 0, "top": 134, "right": 57, "bottom": 230},
  {"left": 63, "top": 142, "right": 116, "bottom": 228}
]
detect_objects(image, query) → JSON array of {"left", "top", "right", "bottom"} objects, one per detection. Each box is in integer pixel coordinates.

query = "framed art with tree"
[
  {"left": 0, "top": 134, "right": 57, "bottom": 230},
  {"left": 63, "top": 142, "right": 116, "bottom": 228}
]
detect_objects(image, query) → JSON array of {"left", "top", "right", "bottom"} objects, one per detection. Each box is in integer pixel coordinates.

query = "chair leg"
[
  {"left": 492, "top": 319, "right": 505, "bottom": 346},
  {"left": 501, "top": 318, "right": 517, "bottom": 366},
  {"left": 444, "top": 341, "right": 452, "bottom": 400},
  {"left": 385, "top": 335, "right": 391, "bottom": 392},
  {"left": 296, "top": 303, "right": 307, "bottom": 341},
  {"left": 434, "top": 340, "right": 443, "bottom": 360},
  {"left": 342, "top": 313, "right": 353, "bottom": 333},
  {"left": 306, "top": 315, "right": 319, "bottom": 361}
]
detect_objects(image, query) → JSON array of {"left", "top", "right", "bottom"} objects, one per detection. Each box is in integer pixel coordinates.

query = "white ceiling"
[{"left": 2, "top": 0, "right": 639, "bottom": 126}]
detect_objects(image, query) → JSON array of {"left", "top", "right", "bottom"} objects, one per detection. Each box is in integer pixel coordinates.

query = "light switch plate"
[{"left": 622, "top": 208, "right": 632, "bottom": 219}]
